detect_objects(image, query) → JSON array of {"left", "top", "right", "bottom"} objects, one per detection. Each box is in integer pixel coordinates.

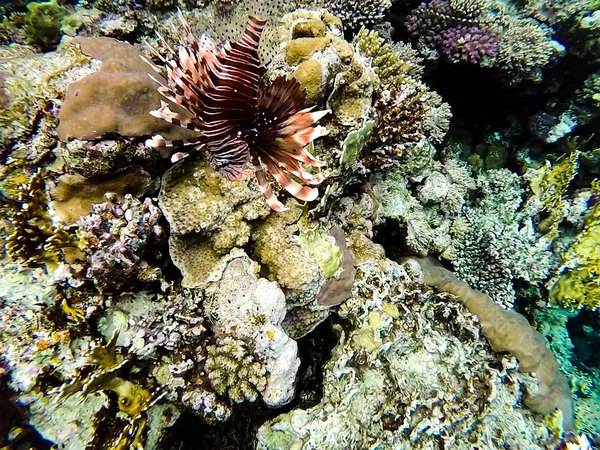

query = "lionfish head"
[{"left": 142, "top": 11, "right": 329, "bottom": 212}]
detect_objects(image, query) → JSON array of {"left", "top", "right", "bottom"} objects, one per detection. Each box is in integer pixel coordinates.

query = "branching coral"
[
  {"left": 406, "top": 0, "right": 499, "bottom": 65},
  {"left": 327, "top": 0, "right": 391, "bottom": 30},
  {"left": 354, "top": 28, "right": 424, "bottom": 87},
  {"left": 5, "top": 169, "right": 82, "bottom": 270},
  {"left": 496, "top": 17, "right": 562, "bottom": 84},
  {"left": 372, "top": 82, "right": 451, "bottom": 157},
  {"left": 548, "top": 180, "right": 600, "bottom": 311},
  {"left": 205, "top": 336, "right": 268, "bottom": 403}
]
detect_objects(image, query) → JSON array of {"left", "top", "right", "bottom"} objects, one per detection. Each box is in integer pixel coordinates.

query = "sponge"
[{"left": 414, "top": 257, "right": 575, "bottom": 431}]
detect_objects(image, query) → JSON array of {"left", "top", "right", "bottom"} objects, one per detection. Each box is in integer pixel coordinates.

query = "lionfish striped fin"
[
  {"left": 263, "top": 156, "right": 319, "bottom": 202},
  {"left": 252, "top": 156, "right": 288, "bottom": 212},
  {"left": 149, "top": 101, "right": 202, "bottom": 131},
  {"left": 145, "top": 134, "right": 203, "bottom": 148}
]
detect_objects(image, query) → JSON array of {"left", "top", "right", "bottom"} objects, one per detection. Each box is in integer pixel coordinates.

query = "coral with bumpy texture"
[
  {"left": 257, "top": 257, "right": 557, "bottom": 449},
  {"left": 76, "top": 193, "right": 164, "bottom": 291},
  {"left": 496, "top": 17, "right": 563, "bottom": 84},
  {"left": 205, "top": 336, "right": 268, "bottom": 403},
  {"left": 438, "top": 25, "right": 499, "bottom": 64}
]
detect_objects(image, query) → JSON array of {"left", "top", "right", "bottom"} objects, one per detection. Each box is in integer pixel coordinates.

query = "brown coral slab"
[{"left": 57, "top": 37, "right": 198, "bottom": 142}]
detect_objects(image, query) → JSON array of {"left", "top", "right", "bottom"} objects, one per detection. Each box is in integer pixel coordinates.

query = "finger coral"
[
  {"left": 205, "top": 336, "right": 268, "bottom": 404},
  {"left": 143, "top": 12, "right": 330, "bottom": 212},
  {"left": 5, "top": 169, "right": 82, "bottom": 270}
]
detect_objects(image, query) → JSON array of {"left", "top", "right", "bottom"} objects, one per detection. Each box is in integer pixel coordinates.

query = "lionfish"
[{"left": 141, "top": 12, "right": 329, "bottom": 212}]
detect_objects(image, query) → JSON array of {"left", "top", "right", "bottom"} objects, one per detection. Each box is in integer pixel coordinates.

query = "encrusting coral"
[
  {"left": 58, "top": 36, "right": 198, "bottom": 142},
  {"left": 415, "top": 257, "right": 575, "bottom": 431}
]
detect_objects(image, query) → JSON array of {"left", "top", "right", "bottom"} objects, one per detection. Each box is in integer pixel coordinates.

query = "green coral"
[
  {"left": 549, "top": 179, "right": 600, "bottom": 310},
  {"left": 298, "top": 228, "right": 342, "bottom": 279},
  {"left": 340, "top": 120, "right": 374, "bottom": 170},
  {"left": 23, "top": 0, "right": 69, "bottom": 47}
]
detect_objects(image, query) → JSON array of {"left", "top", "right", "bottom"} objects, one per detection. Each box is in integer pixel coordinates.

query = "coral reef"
[
  {"left": 405, "top": 0, "right": 564, "bottom": 83},
  {"left": 74, "top": 193, "right": 165, "bottom": 292},
  {"left": 416, "top": 257, "right": 575, "bottom": 430},
  {"left": 2, "top": 3, "right": 599, "bottom": 449},
  {"left": 257, "top": 258, "right": 557, "bottom": 449},
  {"left": 203, "top": 252, "right": 300, "bottom": 407},
  {"left": 548, "top": 180, "right": 600, "bottom": 311},
  {"left": 326, "top": 0, "right": 391, "bottom": 30}
]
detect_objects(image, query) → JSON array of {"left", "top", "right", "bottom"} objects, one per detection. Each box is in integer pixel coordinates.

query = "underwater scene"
[{"left": 0, "top": 0, "right": 599, "bottom": 448}]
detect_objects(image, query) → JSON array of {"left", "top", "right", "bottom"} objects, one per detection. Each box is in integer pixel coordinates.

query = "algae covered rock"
[{"left": 257, "top": 257, "right": 556, "bottom": 449}]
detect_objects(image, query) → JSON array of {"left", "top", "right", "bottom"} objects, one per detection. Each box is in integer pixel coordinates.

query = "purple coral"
[
  {"left": 439, "top": 25, "right": 499, "bottom": 64},
  {"left": 406, "top": 0, "right": 499, "bottom": 65},
  {"left": 78, "top": 193, "right": 165, "bottom": 291},
  {"left": 406, "top": 0, "right": 454, "bottom": 47}
]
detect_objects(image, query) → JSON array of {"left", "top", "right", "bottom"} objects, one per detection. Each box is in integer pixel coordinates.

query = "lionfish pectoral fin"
[{"left": 253, "top": 158, "right": 288, "bottom": 212}]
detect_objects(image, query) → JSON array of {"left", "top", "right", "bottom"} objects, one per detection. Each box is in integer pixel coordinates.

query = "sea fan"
[{"left": 142, "top": 12, "right": 329, "bottom": 212}]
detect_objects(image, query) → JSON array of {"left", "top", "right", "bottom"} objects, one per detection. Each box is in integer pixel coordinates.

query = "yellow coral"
[
  {"left": 354, "top": 28, "right": 421, "bottom": 88},
  {"left": 531, "top": 149, "right": 579, "bottom": 236},
  {"left": 549, "top": 180, "right": 600, "bottom": 310}
]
